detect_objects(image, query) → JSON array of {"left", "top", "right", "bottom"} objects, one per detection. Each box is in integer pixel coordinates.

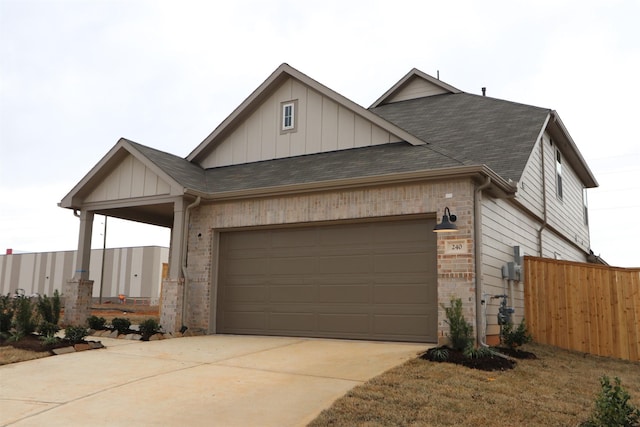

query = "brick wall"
[
  {"left": 62, "top": 279, "right": 93, "bottom": 326},
  {"left": 182, "top": 178, "right": 477, "bottom": 339}
]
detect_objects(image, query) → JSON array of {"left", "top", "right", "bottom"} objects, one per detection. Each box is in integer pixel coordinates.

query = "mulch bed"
[
  {"left": 0, "top": 333, "right": 86, "bottom": 353},
  {"left": 420, "top": 346, "right": 534, "bottom": 371}
]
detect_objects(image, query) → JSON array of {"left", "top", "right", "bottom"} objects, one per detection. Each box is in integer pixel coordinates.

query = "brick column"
[
  {"left": 63, "top": 279, "right": 93, "bottom": 326},
  {"left": 160, "top": 278, "right": 184, "bottom": 333}
]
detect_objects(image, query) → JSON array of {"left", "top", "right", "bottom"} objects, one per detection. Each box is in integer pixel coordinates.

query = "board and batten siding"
[
  {"left": 85, "top": 155, "right": 172, "bottom": 203},
  {"left": 200, "top": 77, "right": 400, "bottom": 169},
  {"left": 385, "top": 77, "right": 450, "bottom": 104},
  {"left": 0, "top": 247, "right": 168, "bottom": 303}
]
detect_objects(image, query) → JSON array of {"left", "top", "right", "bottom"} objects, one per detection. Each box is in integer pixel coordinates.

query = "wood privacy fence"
[{"left": 524, "top": 256, "right": 640, "bottom": 362}]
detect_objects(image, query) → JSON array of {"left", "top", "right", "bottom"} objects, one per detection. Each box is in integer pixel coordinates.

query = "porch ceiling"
[{"left": 94, "top": 202, "right": 174, "bottom": 228}]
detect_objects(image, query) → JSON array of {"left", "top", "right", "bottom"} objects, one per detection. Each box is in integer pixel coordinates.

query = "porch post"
[
  {"left": 160, "top": 198, "right": 185, "bottom": 333},
  {"left": 63, "top": 209, "right": 94, "bottom": 326}
]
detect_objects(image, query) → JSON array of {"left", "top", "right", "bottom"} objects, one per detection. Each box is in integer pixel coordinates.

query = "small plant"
[
  {"left": 464, "top": 345, "right": 494, "bottom": 359},
  {"left": 87, "top": 315, "right": 107, "bottom": 330},
  {"left": 0, "top": 294, "right": 14, "bottom": 333},
  {"left": 426, "top": 346, "right": 449, "bottom": 362},
  {"left": 13, "top": 296, "right": 36, "bottom": 336},
  {"left": 581, "top": 375, "right": 640, "bottom": 427},
  {"left": 501, "top": 318, "right": 532, "bottom": 349},
  {"left": 64, "top": 325, "right": 89, "bottom": 343},
  {"left": 37, "top": 321, "right": 60, "bottom": 337},
  {"left": 442, "top": 297, "right": 474, "bottom": 351},
  {"left": 138, "top": 318, "right": 161, "bottom": 340},
  {"left": 111, "top": 317, "right": 131, "bottom": 334},
  {"left": 40, "top": 334, "right": 60, "bottom": 346}
]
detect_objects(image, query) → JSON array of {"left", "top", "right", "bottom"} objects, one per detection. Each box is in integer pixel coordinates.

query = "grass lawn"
[{"left": 308, "top": 343, "right": 640, "bottom": 426}]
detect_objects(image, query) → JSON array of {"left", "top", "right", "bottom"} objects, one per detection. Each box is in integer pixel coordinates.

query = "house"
[
  {"left": 0, "top": 246, "right": 168, "bottom": 304},
  {"left": 60, "top": 63, "right": 598, "bottom": 344}
]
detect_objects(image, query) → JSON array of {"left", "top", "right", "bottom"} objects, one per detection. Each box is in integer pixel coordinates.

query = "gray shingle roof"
[
  {"left": 203, "top": 142, "right": 463, "bottom": 193},
  {"left": 127, "top": 92, "right": 550, "bottom": 194},
  {"left": 371, "top": 93, "right": 550, "bottom": 182}
]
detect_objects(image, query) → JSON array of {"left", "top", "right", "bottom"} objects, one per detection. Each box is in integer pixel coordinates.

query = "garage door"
[{"left": 216, "top": 218, "right": 437, "bottom": 342}]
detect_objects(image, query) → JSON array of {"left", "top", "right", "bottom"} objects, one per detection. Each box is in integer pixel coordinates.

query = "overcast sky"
[{"left": 1, "top": 0, "right": 639, "bottom": 267}]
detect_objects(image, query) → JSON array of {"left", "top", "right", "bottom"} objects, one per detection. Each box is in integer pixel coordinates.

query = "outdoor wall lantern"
[{"left": 433, "top": 207, "right": 458, "bottom": 233}]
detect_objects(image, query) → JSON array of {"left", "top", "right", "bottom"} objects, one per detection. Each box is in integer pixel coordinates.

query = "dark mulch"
[
  {"left": 420, "top": 346, "right": 517, "bottom": 371},
  {"left": 0, "top": 333, "right": 81, "bottom": 353}
]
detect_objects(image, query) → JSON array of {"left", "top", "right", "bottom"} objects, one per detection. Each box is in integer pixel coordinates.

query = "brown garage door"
[{"left": 216, "top": 218, "right": 437, "bottom": 342}]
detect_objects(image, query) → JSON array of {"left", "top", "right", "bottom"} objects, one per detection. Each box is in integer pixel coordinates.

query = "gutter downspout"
[
  {"left": 537, "top": 138, "right": 548, "bottom": 256},
  {"left": 180, "top": 196, "right": 201, "bottom": 329},
  {"left": 475, "top": 177, "right": 492, "bottom": 347}
]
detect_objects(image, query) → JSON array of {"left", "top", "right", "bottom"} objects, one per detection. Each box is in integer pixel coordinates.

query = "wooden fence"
[{"left": 524, "top": 256, "right": 640, "bottom": 362}]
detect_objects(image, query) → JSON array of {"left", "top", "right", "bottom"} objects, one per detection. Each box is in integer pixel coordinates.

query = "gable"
[
  {"left": 384, "top": 75, "right": 451, "bottom": 103},
  {"left": 84, "top": 153, "right": 171, "bottom": 203},
  {"left": 199, "top": 76, "right": 403, "bottom": 169},
  {"left": 370, "top": 68, "right": 461, "bottom": 108}
]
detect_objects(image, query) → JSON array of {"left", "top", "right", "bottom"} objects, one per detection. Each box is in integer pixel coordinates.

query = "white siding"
[
  {"left": 200, "top": 77, "right": 402, "bottom": 169},
  {"left": 515, "top": 138, "right": 545, "bottom": 217}
]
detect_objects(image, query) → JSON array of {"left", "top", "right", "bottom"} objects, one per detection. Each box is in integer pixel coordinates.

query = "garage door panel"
[
  {"left": 374, "top": 315, "right": 432, "bottom": 336},
  {"left": 318, "top": 314, "right": 370, "bottom": 334},
  {"left": 217, "top": 218, "right": 437, "bottom": 342},
  {"left": 373, "top": 253, "right": 432, "bottom": 273},
  {"left": 374, "top": 284, "right": 435, "bottom": 304},
  {"left": 317, "top": 255, "right": 372, "bottom": 274},
  {"left": 269, "top": 313, "right": 315, "bottom": 331},
  {"left": 318, "top": 284, "right": 370, "bottom": 303},
  {"left": 269, "top": 285, "right": 316, "bottom": 303}
]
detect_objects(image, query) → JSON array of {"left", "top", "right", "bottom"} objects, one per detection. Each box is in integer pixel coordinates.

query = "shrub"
[
  {"left": 138, "top": 318, "right": 161, "bottom": 340},
  {"left": 111, "top": 317, "right": 131, "bottom": 334},
  {"left": 0, "top": 294, "right": 14, "bottom": 333},
  {"left": 464, "top": 345, "right": 494, "bottom": 359},
  {"left": 581, "top": 375, "right": 640, "bottom": 427},
  {"left": 442, "top": 297, "right": 474, "bottom": 351},
  {"left": 37, "top": 321, "right": 60, "bottom": 337},
  {"left": 13, "top": 296, "right": 36, "bottom": 335},
  {"left": 40, "top": 334, "right": 60, "bottom": 345},
  {"left": 501, "top": 319, "right": 532, "bottom": 349},
  {"left": 87, "top": 315, "right": 107, "bottom": 330},
  {"left": 65, "top": 325, "right": 89, "bottom": 343},
  {"left": 425, "top": 346, "right": 449, "bottom": 362}
]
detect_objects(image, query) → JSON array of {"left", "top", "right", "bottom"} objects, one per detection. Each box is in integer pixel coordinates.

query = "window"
[
  {"left": 555, "top": 148, "right": 563, "bottom": 200},
  {"left": 280, "top": 100, "right": 297, "bottom": 133}
]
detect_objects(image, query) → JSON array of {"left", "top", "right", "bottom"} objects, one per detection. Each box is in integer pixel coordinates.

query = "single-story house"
[{"left": 60, "top": 63, "right": 598, "bottom": 344}]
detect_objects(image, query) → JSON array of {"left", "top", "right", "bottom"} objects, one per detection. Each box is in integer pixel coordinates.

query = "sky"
[{"left": 0, "top": 0, "right": 639, "bottom": 267}]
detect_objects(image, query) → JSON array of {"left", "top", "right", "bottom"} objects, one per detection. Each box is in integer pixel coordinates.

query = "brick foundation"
[{"left": 160, "top": 279, "right": 184, "bottom": 334}]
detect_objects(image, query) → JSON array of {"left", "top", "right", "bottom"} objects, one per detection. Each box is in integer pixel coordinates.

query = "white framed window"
[
  {"left": 555, "top": 148, "right": 563, "bottom": 200},
  {"left": 280, "top": 100, "right": 297, "bottom": 133}
]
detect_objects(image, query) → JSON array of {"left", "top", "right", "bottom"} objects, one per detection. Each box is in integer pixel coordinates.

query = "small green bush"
[
  {"left": 501, "top": 319, "right": 532, "bottom": 348},
  {"left": 111, "top": 317, "right": 131, "bottom": 334},
  {"left": 65, "top": 325, "right": 89, "bottom": 343},
  {"left": 138, "top": 318, "right": 161, "bottom": 340},
  {"left": 39, "top": 334, "right": 60, "bottom": 345},
  {"left": 581, "top": 375, "right": 640, "bottom": 427},
  {"left": 37, "top": 321, "right": 60, "bottom": 337},
  {"left": 0, "top": 294, "right": 14, "bottom": 333},
  {"left": 87, "top": 315, "right": 107, "bottom": 330},
  {"left": 442, "top": 297, "right": 474, "bottom": 351},
  {"left": 426, "top": 346, "right": 449, "bottom": 362},
  {"left": 13, "top": 297, "right": 36, "bottom": 335}
]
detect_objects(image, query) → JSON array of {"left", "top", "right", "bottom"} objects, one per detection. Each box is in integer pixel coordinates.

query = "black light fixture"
[{"left": 433, "top": 207, "right": 458, "bottom": 233}]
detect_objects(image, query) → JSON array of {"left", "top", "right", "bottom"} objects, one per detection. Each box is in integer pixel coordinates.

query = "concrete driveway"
[{"left": 0, "top": 335, "right": 429, "bottom": 426}]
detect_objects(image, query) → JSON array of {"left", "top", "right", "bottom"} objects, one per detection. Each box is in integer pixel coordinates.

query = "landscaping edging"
[
  {"left": 88, "top": 328, "right": 206, "bottom": 341},
  {"left": 51, "top": 341, "right": 105, "bottom": 355}
]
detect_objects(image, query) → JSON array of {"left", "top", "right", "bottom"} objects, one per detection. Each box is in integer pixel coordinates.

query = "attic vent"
[{"left": 482, "top": 87, "right": 486, "bottom": 96}]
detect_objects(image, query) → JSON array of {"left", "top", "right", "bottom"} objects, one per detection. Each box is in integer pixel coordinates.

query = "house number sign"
[{"left": 444, "top": 239, "right": 467, "bottom": 255}]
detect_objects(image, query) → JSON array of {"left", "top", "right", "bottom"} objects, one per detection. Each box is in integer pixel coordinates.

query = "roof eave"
[{"left": 184, "top": 164, "right": 515, "bottom": 202}]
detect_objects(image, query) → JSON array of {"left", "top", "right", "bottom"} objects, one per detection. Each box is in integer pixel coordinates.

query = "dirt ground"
[{"left": 87, "top": 303, "right": 159, "bottom": 324}]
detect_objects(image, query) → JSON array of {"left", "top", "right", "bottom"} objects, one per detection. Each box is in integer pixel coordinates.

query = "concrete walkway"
[{"left": 0, "top": 335, "right": 429, "bottom": 426}]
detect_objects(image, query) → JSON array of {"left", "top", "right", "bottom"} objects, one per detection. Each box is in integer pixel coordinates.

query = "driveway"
[{"left": 0, "top": 335, "right": 429, "bottom": 426}]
